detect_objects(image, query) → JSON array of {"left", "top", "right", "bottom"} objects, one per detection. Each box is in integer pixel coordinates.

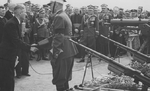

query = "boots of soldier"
[
  {"left": 64, "top": 82, "right": 69, "bottom": 90},
  {"left": 56, "top": 85, "right": 65, "bottom": 91}
]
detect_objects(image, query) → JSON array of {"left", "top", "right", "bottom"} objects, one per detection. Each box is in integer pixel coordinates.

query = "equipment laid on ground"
[{"left": 69, "top": 38, "right": 150, "bottom": 91}]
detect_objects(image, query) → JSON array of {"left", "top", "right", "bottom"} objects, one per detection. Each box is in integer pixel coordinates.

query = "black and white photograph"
[{"left": 0, "top": 0, "right": 150, "bottom": 91}]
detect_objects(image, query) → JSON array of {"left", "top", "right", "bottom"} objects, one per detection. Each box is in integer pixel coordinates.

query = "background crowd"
[{"left": 0, "top": 0, "right": 150, "bottom": 84}]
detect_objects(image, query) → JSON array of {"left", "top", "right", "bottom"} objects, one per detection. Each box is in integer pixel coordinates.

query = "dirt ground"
[{"left": 14, "top": 55, "right": 131, "bottom": 91}]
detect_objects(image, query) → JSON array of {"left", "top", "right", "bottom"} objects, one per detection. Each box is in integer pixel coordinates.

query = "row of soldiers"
[
  {"left": 67, "top": 4, "right": 150, "bottom": 62},
  {"left": 0, "top": 1, "right": 149, "bottom": 64}
]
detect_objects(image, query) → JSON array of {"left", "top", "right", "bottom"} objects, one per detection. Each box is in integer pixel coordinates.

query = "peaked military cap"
[
  {"left": 25, "top": 1, "right": 31, "bottom": 4},
  {"left": 87, "top": 5, "right": 95, "bottom": 10},
  {"left": 50, "top": 0, "right": 66, "bottom": 4},
  {"left": 138, "top": 6, "right": 143, "bottom": 9},
  {"left": 0, "top": 5, "right": 4, "bottom": 9},
  {"left": 94, "top": 6, "right": 99, "bottom": 10},
  {"left": 39, "top": 8, "right": 45, "bottom": 13},
  {"left": 131, "top": 9, "right": 137, "bottom": 12},
  {"left": 119, "top": 8, "right": 123, "bottom": 10},
  {"left": 81, "top": 6, "right": 87, "bottom": 9},
  {"left": 43, "top": 4, "right": 49, "bottom": 7},
  {"left": 66, "top": 4, "right": 71, "bottom": 7},
  {"left": 101, "top": 4, "right": 108, "bottom": 8}
]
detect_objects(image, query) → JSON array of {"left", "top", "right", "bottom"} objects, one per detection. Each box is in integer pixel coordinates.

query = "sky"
[{"left": 0, "top": 0, "right": 150, "bottom": 11}]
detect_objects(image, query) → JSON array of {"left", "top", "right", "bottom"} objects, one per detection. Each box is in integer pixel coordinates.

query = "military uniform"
[
  {"left": 78, "top": 5, "right": 99, "bottom": 62},
  {"left": 36, "top": 0, "right": 78, "bottom": 90},
  {"left": 98, "top": 4, "right": 112, "bottom": 56}
]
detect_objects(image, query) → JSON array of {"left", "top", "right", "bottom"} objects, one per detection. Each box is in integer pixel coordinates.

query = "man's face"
[
  {"left": 20, "top": 9, "right": 27, "bottom": 21},
  {"left": 88, "top": 9, "right": 93, "bottom": 15},
  {"left": 25, "top": 5, "right": 31, "bottom": 12},
  {"left": 39, "top": 11, "right": 45, "bottom": 18},
  {"left": 102, "top": 8, "right": 108, "bottom": 13},
  {"left": 81, "top": 8, "right": 86, "bottom": 14},
  {"left": 74, "top": 9, "right": 79, "bottom": 14},
  {"left": 0, "top": 8, "right": 6, "bottom": 17},
  {"left": 131, "top": 12, "right": 137, "bottom": 17}
]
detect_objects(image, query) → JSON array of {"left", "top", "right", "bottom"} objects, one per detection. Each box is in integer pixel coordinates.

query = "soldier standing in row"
[
  {"left": 78, "top": 5, "right": 99, "bottom": 62},
  {"left": 34, "top": 8, "right": 49, "bottom": 61},
  {"left": 98, "top": 4, "right": 112, "bottom": 56}
]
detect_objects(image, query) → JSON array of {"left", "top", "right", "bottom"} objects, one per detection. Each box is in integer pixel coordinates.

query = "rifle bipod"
[{"left": 74, "top": 53, "right": 94, "bottom": 90}]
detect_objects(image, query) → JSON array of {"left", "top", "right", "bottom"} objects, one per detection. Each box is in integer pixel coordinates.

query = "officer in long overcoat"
[{"left": 78, "top": 5, "right": 99, "bottom": 62}]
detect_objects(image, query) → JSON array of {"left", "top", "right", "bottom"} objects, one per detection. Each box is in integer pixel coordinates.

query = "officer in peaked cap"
[
  {"left": 36, "top": 0, "right": 78, "bottom": 91},
  {"left": 100, "top": 4, "right": 108, "bottom": 13},
  {"left": 25, "top": 1, "right": 31, "bottom": 5},
  {"left": 94, "top": 6, "right": 99, "bottom": 15},
  {"left": 138, "top": 6, "right": 143, "bottom": 10},
  {"left": 47, "top": 2, "right": 52, "bottom": 6},
  {"left": 101, "top": 4, "right": 108, "bottom": 9},
  {"left": 78, "top": 4, "right": 99, "bottom": 62},
  {"left": 87, "top": 5, "right": 95, "bottom": 15},
  {"left": 43, "top": 4, "right": 49, "bottom": 8},
  {"left": 66, "top": 4, "right": 70, "bottom": 8},
  {"left": 131, "top": 9, "right": 138, "bottom": 18},
  {"left": 98, "top": 3, "right": 113, "bottom": 56},
  {"left": 138, "top": 6, "right": 143, "bottom": 16}
]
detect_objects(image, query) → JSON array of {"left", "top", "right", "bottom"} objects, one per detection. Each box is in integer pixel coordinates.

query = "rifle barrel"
[
  {"left": 100, "top": 34, "right": 150, "bottom": 63},
  {"left": 69, "top": 38, "right": 150, "bottom": 86}
]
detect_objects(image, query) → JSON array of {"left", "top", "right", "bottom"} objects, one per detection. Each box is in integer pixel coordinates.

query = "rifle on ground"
[{"left": 69, "top": 38, "right": 150, "bottom": 91}]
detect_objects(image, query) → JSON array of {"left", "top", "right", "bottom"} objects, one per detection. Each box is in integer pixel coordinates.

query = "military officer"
[
  {"left": 78, "top": 5, "right": 99, "bottom": 62},
  {"left": 65, "top": 4, "right": 73, "bottom": 17},
  {"left": 98, "top": 4, "right": 112, "bottom": 56},
  {"left": 137, "top": 6, "right": 143, "bottom": 18},
  {"left": 33, "top": 0, "right": 78, "bottom": 90}
]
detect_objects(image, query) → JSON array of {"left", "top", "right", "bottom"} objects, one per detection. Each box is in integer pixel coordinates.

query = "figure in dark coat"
[
  {"left": 78, "top": 5, "right": 99, "bottom": 62},
  {"left": 4, "top": 10, "right": 13, "bottom": 20},
  {"left": 35, "top": 0, "right": 78, "bottom": 91},
  {"left": 0, "top": 4, "right": 36, "bottom": 91},
  {"left": 70, "top": 8, "right": 83, "bottom": 58},
  {"left": 0, "top": 6, "right": 7, "bottom": 43}
]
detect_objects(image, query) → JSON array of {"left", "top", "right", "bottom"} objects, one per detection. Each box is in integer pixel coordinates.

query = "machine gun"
[
  {"left": 69, "top": 38, "right": 150, "bottom": 91},
  {"left": 100, "top": 34, "right": 150, "bottom": 64}
]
